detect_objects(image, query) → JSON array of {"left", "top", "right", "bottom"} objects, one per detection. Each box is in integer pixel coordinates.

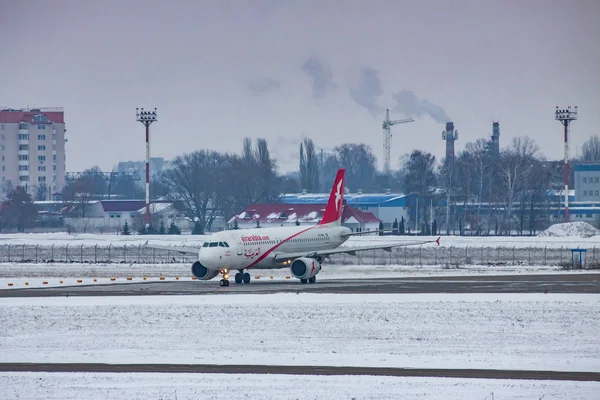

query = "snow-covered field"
[
  {"left": 0, "top": 231, "right": 599, "bottom": 248},
  {"left": 1, "top": 372, "right": 598, "bottom": 400},
  {"left": 1, "top": 293, "right": 598, "bottom": 373}
]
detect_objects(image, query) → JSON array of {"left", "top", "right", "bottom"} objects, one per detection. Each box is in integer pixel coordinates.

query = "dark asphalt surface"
[
  {"left": 0, "top": 273, "right": 598, "bottom": 297},
  {"left": 1, "top": 363, "right": 598, "bottom": 382}
]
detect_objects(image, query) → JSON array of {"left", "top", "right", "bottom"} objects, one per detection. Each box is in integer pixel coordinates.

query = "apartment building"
[{"left": 0, "top": 107, "right": 66, "bottom": 200}]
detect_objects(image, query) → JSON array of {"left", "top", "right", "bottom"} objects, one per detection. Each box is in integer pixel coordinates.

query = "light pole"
[
  {"left": 136, "top": 107, "right": 158, "bottom": 229},
  {"left": 555, "top": 106, "right": 577, "bottom": 223}
]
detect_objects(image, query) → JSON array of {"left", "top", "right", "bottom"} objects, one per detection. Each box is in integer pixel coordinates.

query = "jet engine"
[
  {"left": 191, "top": 261, "right": 220, "bottom": 280},
  {"left": 290, "top": 257, "right": 321, "bottom": 280}
]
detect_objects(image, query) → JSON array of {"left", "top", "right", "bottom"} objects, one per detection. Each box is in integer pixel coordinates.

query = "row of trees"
[{"left": 45, "top": 133, "right": 600, "bottom": 235}]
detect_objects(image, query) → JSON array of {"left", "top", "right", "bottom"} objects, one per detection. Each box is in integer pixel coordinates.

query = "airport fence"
[{"left": 0, "top": 244, "right": 597, "bottom": 268}]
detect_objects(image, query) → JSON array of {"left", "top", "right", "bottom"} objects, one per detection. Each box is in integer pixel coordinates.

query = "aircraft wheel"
[
  {"left": 220, "top": 279, "right": 229, "bottom": 287},
  {"left": 300, "top": 279, "right": 308, "bottom": 284},
  {"left": 309, "top": 276, "right": 316, "bottom": 284},
  {"left": 235, "top": 273, "right": 243, "bottom": 284},
  {"left": 243, "top": 272, "right": 251, "bottom": 284}
]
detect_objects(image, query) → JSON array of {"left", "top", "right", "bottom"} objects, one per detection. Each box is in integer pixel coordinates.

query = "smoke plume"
[
  {"left": 392, "top": 90, "right": 450, "bottom": 123},
  {"left": 247, "top": 77, "right": 281, "bottom": 95},
  {"left": 349, "top": 67, "right": 384, "bottom": 117},
  {"left": 301, "top": 56, "right": 337, "bottom": 99}
]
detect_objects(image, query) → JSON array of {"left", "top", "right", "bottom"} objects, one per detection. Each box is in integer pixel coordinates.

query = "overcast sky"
[{"left": 1, "top": 0, "right": 598, "bottom": 174}]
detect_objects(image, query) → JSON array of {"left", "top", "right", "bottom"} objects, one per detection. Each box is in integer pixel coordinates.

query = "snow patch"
[{"left": 538, "top": 221, "right": 600, "bottom": 238}]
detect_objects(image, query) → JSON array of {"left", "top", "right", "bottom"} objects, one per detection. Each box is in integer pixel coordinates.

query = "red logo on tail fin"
[{"left": 320, "top": 169, "right": 345, "bottom": 225}]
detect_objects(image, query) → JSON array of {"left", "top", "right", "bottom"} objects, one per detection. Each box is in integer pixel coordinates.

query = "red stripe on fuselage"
[{"left": 245, "top": 226, "right": 315, "bottom": 269}]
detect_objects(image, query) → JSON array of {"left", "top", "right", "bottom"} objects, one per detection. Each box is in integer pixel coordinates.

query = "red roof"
[
  {"left": 0, "top": 109, "right": 64, "bottom": 123},
  {"left": 232, "top": 203, "right": 380, "bottom": 224},
  {"left": 343, "top": 206, "right": 382, "bottom": 223}
]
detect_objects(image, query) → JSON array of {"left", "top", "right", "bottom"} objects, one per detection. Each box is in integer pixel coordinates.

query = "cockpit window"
[
  {"left": 218, "top": 242, "right": 224, "bottom": 247},
  {"left": 209, "top": 242, "right": 218, "bottom": 247},
  {"left": 223, "top": 242, "right": 229, "bottom": 247},
  {"left": 202, "top": 242, "right": 209, "bottom": 247}
]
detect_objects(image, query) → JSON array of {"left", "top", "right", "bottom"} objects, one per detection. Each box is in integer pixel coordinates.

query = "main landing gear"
[
  {"left": 234, "top": 270, "right": 251, "bottom": 284},
  {"left": 300, "top": 276, "right": 317, "bottom": 284},
  {"left": 219, "top": 268, "right": 230, "bottom": 287}
]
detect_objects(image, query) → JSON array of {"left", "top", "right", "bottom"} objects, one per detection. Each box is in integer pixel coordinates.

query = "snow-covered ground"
[
  {"left": 0, "top": 231, "right": 599, "bottom": 248},
  {"left": 1, "top": 262, "right": 594, "bottom": 289},
  {"left": 1, "top": 293, "right": 598, "bottom": 373},
  {"left": 1, "top": 372, "right": 598, "bottom": 400},
  {"left": 538, "top": 221, "right": 600, "bottom": 238}
]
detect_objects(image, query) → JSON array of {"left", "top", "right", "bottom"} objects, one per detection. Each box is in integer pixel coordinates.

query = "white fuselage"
[{"left": 197, "top": 223, "right": 351, "bottom": 271}]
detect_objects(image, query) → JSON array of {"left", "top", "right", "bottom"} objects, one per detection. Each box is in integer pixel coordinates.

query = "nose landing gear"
[
  {"left": 235, "top": 271, "right": 251, "bottom": 284},
  {"left": 219, "top": 268, "right": 230, "bottom": 287}
]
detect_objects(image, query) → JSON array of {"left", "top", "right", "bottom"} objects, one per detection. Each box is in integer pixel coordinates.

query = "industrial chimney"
[
  {"left": 442, "top": 122, "right": 458, "bottom": 160},
  {"left": 491, "top": 120, "right": 500, "bottom": 154}
]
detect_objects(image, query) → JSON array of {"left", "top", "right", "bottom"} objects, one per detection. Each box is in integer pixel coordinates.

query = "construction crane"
[{"left": 382, "top": 109, "right": 414, "bottom": 174}]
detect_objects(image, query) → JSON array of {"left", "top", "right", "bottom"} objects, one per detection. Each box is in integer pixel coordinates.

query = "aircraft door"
[{"left": 233, "top": 233, "right": 243, "bottom": 255}]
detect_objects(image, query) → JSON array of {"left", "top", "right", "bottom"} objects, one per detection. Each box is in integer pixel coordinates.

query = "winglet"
[{"left": 436, "top": 236, "right": 440, "bottom": 246}]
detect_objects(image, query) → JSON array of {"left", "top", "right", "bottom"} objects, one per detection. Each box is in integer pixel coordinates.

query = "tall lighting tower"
[
  {"left": 555, "top": 105, "right": 577, "bottom": 223},
  {"left": 136, "top": 107, "right": 158, "bottom": 229},
  {"left": 382, "top": 109, "right": 414, "bottom": 174}
]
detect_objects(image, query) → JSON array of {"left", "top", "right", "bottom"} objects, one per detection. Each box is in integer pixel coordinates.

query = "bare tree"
[
  {"left": 160, "top": 150, "right": 223, "bottom": 233},
  {"left": 237, "top": 137, "right": 279, "bottom": 205},
  {"left": 330, "top": 143, "right": 377, "bottom": 191},
  {"left": 438, "top": 157, "right": 456, "bottom": 235},
  {"left": 253, "top": 138, "right": 279, "bottom": 203},
  {"left": 62, "top": 169, "right": 101, "bottom": 219},
  {"left": 581, "top": 135, "right": 600, "bottom": 162},
  {"left": 460, "top": 139, "right": 495, "bottom": 234},
  {"left": 498, "top": 137, "right": 539, "bottom": 234},
  {"left": 404, "top": 150, "right": 436, "bottom": 233},
  {"left": 299, "top": 138, "right": 320, "bottom": 192}
]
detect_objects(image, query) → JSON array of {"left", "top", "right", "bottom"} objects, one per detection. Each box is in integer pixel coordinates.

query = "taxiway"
[{"left": 0, "top": 273, "right": 598, "bottom": 297}]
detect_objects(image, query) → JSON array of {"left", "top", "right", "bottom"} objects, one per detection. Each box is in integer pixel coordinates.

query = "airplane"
[{"left": 146, "top": 168, "right": 440, "bottom": 286}]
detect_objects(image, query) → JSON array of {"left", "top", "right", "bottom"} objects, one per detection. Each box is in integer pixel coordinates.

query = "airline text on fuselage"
[{"left": 241, "top": 235, "right": 271, "bottom": 242}]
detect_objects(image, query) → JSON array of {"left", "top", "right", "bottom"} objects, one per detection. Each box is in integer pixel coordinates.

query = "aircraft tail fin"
[{"left": 320, "top": 169, "right": 345, "bottom": 226}]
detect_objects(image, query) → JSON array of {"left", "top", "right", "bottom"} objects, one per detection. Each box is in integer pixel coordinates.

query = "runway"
[
  {"left": 1, "top": 362, "right": 598, "bottom": 382},
  {"left": 1, "top": 273, "right": 598, "bottom": 297}
]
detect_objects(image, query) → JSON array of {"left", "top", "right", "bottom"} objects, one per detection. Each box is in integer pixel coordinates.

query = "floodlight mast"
[
  {"left": 554, "top": 105, "right": 577, "bottom": 223},
  {"left": 136, "top": 107, "right": 158, "bottom": 229}
]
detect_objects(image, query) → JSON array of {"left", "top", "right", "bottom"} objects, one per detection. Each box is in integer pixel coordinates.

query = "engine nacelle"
[
  {"left": 191, "top": 261, "right": 220, "bottom": 280},
  {"left": 290, "top": 257, "right": 321, "bottom": 280}
]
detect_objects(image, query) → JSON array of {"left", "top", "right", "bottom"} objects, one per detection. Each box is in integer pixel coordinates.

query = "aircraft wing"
[
  {"left": 144, "top": 243, "right": 200, "bottom": 255},
  {"left": 273, "top": 237, "right": 440, "bottom": 262},
  {"left": 341, "top": 230, "right": 392, "bottom": 237}
]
